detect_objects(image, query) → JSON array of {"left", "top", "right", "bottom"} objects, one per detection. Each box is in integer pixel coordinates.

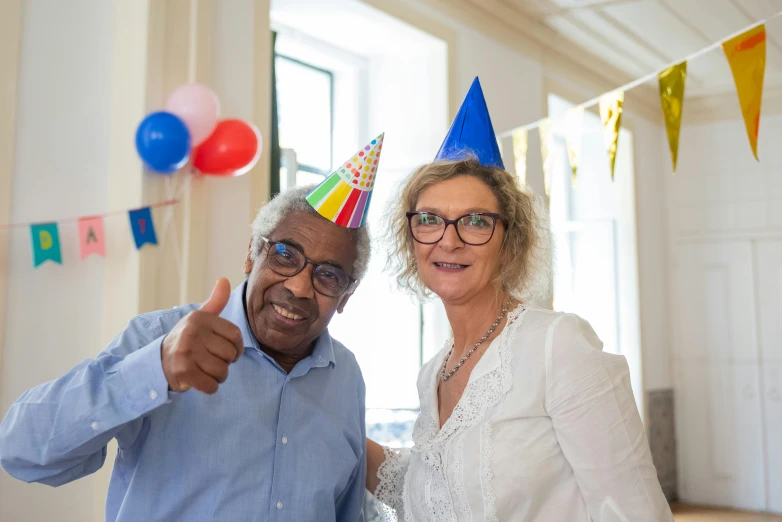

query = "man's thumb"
[{"left": 200, "top": 277, "right": 231, "bottom": 315}]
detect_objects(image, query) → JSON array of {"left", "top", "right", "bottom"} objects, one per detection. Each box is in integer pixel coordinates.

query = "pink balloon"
[{"left": 165, "top": 84, "right": 220, "bottom": 146}]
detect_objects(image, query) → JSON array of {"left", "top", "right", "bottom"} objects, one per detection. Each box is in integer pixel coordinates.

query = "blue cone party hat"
[{"left": 434, "top": 77, "right": 504, "bottom": 169}]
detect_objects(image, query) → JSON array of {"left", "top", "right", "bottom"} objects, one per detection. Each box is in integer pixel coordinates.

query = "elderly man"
[{"left": 0, "top": 134, "right": 385, "bottom": 522}]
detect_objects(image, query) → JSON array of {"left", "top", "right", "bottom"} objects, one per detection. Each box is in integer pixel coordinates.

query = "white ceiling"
[{"left": 464, "top": 0, "right": 782, "bottom": 98}]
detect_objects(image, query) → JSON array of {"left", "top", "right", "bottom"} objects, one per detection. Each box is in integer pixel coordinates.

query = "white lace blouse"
[{"left": 374, "top": 305, "right": 673, "bottom": 522}]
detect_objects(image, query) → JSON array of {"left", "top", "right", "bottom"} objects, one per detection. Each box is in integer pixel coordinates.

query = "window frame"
[{"left": 274, "top": 53, "right": 335, "bottom": 177}]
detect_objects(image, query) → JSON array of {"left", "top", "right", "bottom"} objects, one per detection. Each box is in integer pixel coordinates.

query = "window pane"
[
  {"left": 295, "top": 171, "right": 325, "bottom": 187},
  {"left": 275, "top": 56, "right": 332, "bottom": 173}
]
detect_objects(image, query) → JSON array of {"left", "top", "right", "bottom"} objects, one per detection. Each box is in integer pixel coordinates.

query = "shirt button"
[
  {"left": 281, "top": 436, "right": 288, "bottom": 444},
  {"left": 90, "top": 422, "right": 99, "bottom": 431},
  {"left": 276, "top": 501, "right": 283, "bottom": 510},
  {"left": 149, "top": 390, "right": 158, "bottom": 400}
]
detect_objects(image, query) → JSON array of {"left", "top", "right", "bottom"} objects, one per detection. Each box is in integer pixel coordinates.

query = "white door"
[
  {"left": 672, "top": 241, "right": 766, "bottom": 511},
  {"left": 755, "top": 240, "right": 782, "bottom": 513}
]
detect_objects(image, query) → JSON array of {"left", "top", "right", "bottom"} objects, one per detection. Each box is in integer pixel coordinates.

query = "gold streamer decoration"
[
  {"left": 723, "top": 24, "right": 766, "bottom": 160},
  {"left": 511, "top": 129, "right": 528, "bottom": 185},
  {"left": 565, "top": 107, "right": 584, "bottom": 186},
  {"left": 538, "top": 118, "right": 553, "bottom": 197},
  {"left": 658, "top": 62, "right": 687, "bottom": 173},
  {"left": 599, "top": 91, "right": 624, "bottom": 180}
]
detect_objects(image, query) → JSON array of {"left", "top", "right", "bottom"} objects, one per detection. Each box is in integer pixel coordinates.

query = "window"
[
  {"left": 270, "top": 21, "right": 448, "bottom": 423},
  {"left": 275, "top": 54, "right": 334, "bottom": 188},
  {"left": 547, "top": 94, "right": 643, "bottom": 416}
]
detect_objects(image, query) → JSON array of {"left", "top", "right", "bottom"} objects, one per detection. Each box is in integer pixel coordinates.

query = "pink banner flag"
[{"left": 78, "top": 216, "right": 105, "bottom": 259}]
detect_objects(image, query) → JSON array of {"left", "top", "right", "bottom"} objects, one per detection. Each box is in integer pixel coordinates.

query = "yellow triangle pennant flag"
[
  {"left": 565, "top": 107, "right": 584, "bottom": 186},
  {"left": 538, "top": 118, "right": 553, "bottom": 197},
  {"left": 658, "top": 62, "right": 687, "bottom": 173},
  {"left": 723, "top": 24, "right": 766, "bottom": 160},
  {"left": 599, "top": 91, "right": 624, "bottom": 180},
  {"left": 511, "top": 129, "right": 528, "bottom": 186}
]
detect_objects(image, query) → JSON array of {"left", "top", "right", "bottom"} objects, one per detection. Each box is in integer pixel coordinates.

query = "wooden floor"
[{"left": 672, "top": 503, "right": 782, "bottom": 522}]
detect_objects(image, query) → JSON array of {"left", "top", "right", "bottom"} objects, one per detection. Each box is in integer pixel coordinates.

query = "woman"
[{"left": 366, "top": 157, "right": 673, "bottom": 521}]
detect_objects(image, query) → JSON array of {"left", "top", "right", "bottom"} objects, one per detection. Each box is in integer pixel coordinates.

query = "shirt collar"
[
  {"left": 222, "top": 280, "right": 336, "bottom": 369},
  {"left": 310, "top": 328, "right": 337, "bottom": 369}
]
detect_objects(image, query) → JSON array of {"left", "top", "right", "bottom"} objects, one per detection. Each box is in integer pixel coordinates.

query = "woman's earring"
[{"left": 410, "top": 259, "right": 418, "bottom": 272}]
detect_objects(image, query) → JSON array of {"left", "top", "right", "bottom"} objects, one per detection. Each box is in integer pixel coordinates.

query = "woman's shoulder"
[
  {"left": 508, "top": 305, "right": 583, "bottom": 336},
  {"left": 506, "top": 306, "right": 603, "bottom": 355}
]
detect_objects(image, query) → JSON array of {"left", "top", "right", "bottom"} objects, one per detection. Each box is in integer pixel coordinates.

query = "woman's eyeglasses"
[
  {"left": 406, "top": 211, "right": 506, "bottom": 246},
  {"left": 259, "top": 237, "right": 356, "bottom": 297}
]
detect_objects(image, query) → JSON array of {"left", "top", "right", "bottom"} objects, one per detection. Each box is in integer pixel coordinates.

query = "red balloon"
[{"left": 193, "top": 119, "right": 262, "bottom": 176}]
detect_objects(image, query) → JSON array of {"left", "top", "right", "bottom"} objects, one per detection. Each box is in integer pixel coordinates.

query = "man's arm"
[
  {"left": 0, "top": 314, "right": 173, "bottom": 486},
  {"left": 335, "top": 375, "right": 367, "bottom": 522},
  {"left": 0, "top": 278, "right": 243, "bottom": 487}
]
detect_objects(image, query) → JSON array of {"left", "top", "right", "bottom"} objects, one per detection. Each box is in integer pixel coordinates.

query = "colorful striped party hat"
[{"left": 306, "top": 133, "right": 384, "bottom": 228}]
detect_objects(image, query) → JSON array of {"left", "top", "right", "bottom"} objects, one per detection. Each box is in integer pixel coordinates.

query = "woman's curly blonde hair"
[{"left": 383, "top": 157, "right": 552, "bottom": 301}]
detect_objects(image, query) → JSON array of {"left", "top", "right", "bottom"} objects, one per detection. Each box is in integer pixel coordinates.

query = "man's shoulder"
[
  {"left": 328, "top": 336, "right": 362, "bottom": 372},
  {"left": 131, "top": 303, "right": 200, "bottom": 333}
]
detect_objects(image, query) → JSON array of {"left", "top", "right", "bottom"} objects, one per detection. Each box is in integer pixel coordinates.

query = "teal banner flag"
[{"left": 30, "top": 223, "right": 62, "bottom": 267}]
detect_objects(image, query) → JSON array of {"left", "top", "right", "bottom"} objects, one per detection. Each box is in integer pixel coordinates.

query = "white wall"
[
  {"left": 665, "top": 113, "right": 782, "bottom": 511},
  {"left": 669, "top": 116, "right": 782, "bottom": 235},
  {"left": 206, "top": 0, "right": 261, "bottom": 290},
  {"left": 0, "top": 1, "right": 115, "bottom": 520},
  {"left": 0, "top": 1, "right": 272, "bottom": 520}
]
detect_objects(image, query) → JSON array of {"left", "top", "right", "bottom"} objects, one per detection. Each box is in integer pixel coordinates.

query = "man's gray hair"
[{"left": 250, "top": 184, "right": 371, "bottom": 281}]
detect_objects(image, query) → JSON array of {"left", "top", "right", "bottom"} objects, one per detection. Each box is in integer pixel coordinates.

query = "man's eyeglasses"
[
  {"left": 260, "top": 237, "right": 356, "bottom": 297},
  {"left": 406, "top": 211, "right": 507, "bottom": 246}
]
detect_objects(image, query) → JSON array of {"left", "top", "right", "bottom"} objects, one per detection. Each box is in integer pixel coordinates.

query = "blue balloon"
[{"left": 135, "top": 111, "right": 191, "bottom": 174}]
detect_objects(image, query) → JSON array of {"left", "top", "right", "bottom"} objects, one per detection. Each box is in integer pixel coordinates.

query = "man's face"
[{"left": 243, "top": 211, "right": 358, "bottom": 357}]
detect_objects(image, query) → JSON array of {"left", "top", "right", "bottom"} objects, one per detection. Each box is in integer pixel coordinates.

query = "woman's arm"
[
  {"left": 365, "top": 437, "right": 412, "bottom": 520},
  {"left": 366, "top": 437, "right": 387, "bottom": 493},
  {"left": 545, "top": 314, "right": 674, "bottom": 522}
]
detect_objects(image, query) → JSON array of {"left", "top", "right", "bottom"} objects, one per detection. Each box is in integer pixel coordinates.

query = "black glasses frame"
[
  {"left": 406, "top": 211, "right": 507, "bottom": 246},
  {"left": 260, "top": 236, "right": 357, "bottom": 297}
]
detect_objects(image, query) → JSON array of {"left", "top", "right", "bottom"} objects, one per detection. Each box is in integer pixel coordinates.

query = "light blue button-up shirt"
[{"left": 0, "top": 282, "right": 366, "bottom": 522}]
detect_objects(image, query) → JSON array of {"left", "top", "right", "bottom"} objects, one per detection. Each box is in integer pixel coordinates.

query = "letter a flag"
[
  {"left": 30, "top": 223, "right": 62, "bottom": 267},
  {"left": 599, "top": 90, "right": 624, "bottom": 180},
  {"left": 128, "top": 207, "right": 158, "bottom": 249},
  {"left": 658, "top": 62, "right": 687, "bottom": 173},
  {"left": 723, "top": 24, "right": 766, "bottom": 160},
  {"left": 78, "top": 216, "right": 105, "bottom": 259}
]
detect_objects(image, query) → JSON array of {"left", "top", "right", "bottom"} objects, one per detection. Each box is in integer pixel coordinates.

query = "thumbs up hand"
[{"left": 161, "top": 278, "right": 245, "bottom": 394}]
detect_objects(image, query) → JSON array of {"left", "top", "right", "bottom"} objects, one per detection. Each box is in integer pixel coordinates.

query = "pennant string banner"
[
  {"left": 497, "top": 10, "right": 782, "bottom": 138},
  {"left": 1, "top": 199, "right": 178, "bottom": 268},
  {"left": 599, "top": 90, "right": 624, "bottom": 180},
  {"left": 658, "top": 62, "right": 687, "bottom": 172},
  {"left": 538, "top": 118, "right": 554, "bottom": 197},
  {"left": 0, "top": 199, "right": 178, "bottom": 230},
  {"left": 565, "top": 107, "right": 584, "bottom": 186},
  {"left": 511, "top": 129, "right": 528, "bottom": 185},
  {"left": 723, "top": 24, "right": 766, "bottom": 160}
]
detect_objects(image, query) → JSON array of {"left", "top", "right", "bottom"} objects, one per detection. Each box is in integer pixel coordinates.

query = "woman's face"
[{"left": 412, "top": 175, "right": 505, "bottom": 305}]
